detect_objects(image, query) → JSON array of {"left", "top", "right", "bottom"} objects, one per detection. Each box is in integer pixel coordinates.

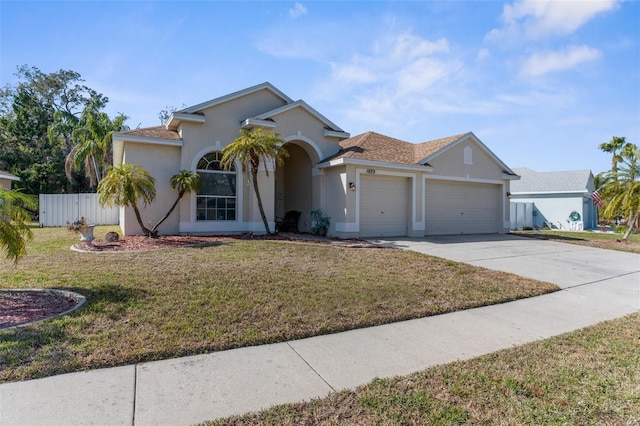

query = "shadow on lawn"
[{"left": 60, "top": 284, "right": 149, "bottom": 310}]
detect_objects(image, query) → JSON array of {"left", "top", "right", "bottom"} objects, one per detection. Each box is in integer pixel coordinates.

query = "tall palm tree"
[
  {"left": 97, "top": 164, "right": 156, "bottom": 237},
  {"left": 149, "top": 170, "right": 200, "bottom": 235},
  {"left": 0, "top": 187, "right": 36, "bottom": 263},
  {"left": 599, "top": 136, "right": 626, "bottom": 180},
  {"left": 599, "top": 143, "right": 639, "bottom": 242},
  {"left": 66, "top": 98, "right": 129, "bottom": 189},
  {"left": 220, "top": 128, "right": 288, "bottom": 234}
]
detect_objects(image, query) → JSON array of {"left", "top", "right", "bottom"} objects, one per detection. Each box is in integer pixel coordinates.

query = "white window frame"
[{"left": 196, "top": 151, "right": 237, "bottom": 222}]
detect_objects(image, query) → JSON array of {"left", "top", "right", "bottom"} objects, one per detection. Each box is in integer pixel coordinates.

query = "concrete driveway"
[{"left": 367, "top": 233, "right": 640, "bottom": 290}]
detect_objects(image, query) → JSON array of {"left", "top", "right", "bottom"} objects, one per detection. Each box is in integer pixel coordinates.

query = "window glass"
[{"left": 196, "top": 152, "right": 237, "bottom": 221}]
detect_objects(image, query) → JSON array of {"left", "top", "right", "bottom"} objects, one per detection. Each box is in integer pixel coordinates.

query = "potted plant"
[
  {"left": 308, "top": 208, "right": 330, "bottom": 237},
  {"left": 67, "top": 217, "right": 95, "bottom": 247}
]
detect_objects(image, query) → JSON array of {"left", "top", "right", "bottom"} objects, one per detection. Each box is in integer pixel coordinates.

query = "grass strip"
[
  {"left": 206, "top": 313, "right": 640, "bottom": 425},
  {"left": 513, "top": 230, "right": 640, "bottom": 254}
]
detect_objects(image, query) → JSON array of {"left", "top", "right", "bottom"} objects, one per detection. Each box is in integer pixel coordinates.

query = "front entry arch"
[{"left": 275, "top": 142, "right": 313, "bottom": 232}]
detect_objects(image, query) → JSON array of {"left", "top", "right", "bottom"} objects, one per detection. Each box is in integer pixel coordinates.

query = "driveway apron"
[{"left": 368, "top": 234, "right": 640, "bottom": 290}]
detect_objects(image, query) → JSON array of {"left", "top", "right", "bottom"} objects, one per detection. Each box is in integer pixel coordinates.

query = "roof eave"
[
  {"left": 112, "top": 133, "right": 184, "bottom": 147},
  {"left": 318, "top": 157, "right": 434, "bottom": 173},
  {"left": 511, "top": 189, "right": 590, "bottom": 196},
  {"left": 324, "top": 129, "right": 351, "bottom": 139},
  {"left": 0, "top": 172, "right": 20, "bottom": 181},
  {"left": 241, "top": 118, "right": 277, "bottom": 130},
  {"left": 255, "top": 100, "right": 347, "bottom": 134},
  {"left": 166, "top": 112, "right": 206, "bottom": 130},
  {"left": 503, "top": 172, "right": 520, "bottom": 180},
  {"left": 178, "top": 82, "right": 293, "bottom": 114}
]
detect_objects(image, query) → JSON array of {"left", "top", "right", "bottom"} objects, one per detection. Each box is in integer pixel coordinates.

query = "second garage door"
[
  {"left": 425, "top": 180, "right": 500, "bottom": 235},
  {"left": 360, "top": 175, "right": 409, "bottom": 237}
]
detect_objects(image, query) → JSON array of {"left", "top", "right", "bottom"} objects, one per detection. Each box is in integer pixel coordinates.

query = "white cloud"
[
  {"left": 329, "top": 31, "right": 458, "bottom": 92},
  {"left": 519, "top": 45, "right": 601, "bottom": 77},
  {"left": 391, "top": 33, "right": 449, "bottom": 60},
  {"left": 316, "top": 29, "right": 515, "bottom": 133},
  {"left": 396, "top": 58, "right": 458, "bottom": 94},
  {"left": 330, "top": 60, "right": 378, "bottom": 84},
  {"left": 476, "top": 48, "right": 491, "bottom": 62},
  {"left": 289, "top": 2, "right": 307, "bottom": 18},
  {"left": 487, "top": 0, "right": 618, "bottom": 42}
]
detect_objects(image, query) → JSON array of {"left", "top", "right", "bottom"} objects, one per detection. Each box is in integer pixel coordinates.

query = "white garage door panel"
[
  {"left": 425, "top": 181, "right": 499, "bottom": 235},
  {"left": 360, "top": 176, "right": 409, "bottom": 237}
]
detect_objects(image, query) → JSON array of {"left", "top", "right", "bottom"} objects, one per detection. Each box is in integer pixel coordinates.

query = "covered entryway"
[
  {"left": 425, "top": 180, "right": 500, "bottom": 235},
  {"left": 359, "top": 175, "right": 409, "bottom": 237},
  {"left": 275, "top": 142, "right": 313, "bottom": 232}
]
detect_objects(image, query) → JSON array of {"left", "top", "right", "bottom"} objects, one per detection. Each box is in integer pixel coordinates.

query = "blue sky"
[{"left": 1, "top": 1, "right": 638, "bottom": 175}]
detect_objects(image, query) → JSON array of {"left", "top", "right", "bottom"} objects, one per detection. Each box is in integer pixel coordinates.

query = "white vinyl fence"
[
  {"left": 510, "top": 201, "right": 535, "bottom": 230},
  {"left": 39, "top": 193, "right": 119, "bottom": 227}
]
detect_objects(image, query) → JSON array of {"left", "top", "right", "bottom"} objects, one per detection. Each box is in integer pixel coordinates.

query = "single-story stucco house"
[
  {"left": 0, "top": 170, "right": 19, "bottom": 190},
  {"left": 509, "top": 167, "right": 598, "bottom": 230},
  {"left": 112, "top": 82, "right": 519, "bottom": 238}
]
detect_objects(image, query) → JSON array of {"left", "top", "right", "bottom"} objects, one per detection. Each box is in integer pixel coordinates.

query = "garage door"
[
  {"left": 360, "top": 175, "right": 409, "bottom": 237},
  {"left": 425, "top": 180, "right": 500, "bottom": 235}
]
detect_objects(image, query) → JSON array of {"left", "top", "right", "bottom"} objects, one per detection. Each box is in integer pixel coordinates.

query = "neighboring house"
[
  {"left": 509, "top": 167, "right": 598, "bottom": 230},
  {"left": 112, "top": 82, "right": 519, "bottom": 238},
  {"left": 0, "top": 170, "right": 19, "bottom": 190}
]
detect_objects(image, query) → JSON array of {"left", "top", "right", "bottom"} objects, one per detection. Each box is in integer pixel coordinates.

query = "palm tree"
[
  {"left": 599, "top": 136, "right": 626, "bottom": 180},
  {"left": 149, "top": 170, "right": 200, "bottom": 235},
  {"left": 220, "top": 128, "right": 288, "bottom": 234},
  {"left": 97, "top": 164, "right": 156, "bottom": 237},
  {"left": 599, "top": 143, "right": 639, "bottom": 242},
  {"left": 0, "top": 187, "right": 36, "bottom": 263},
  {"left": 66, "top": 98, "right": 129, "bottom": 189}
]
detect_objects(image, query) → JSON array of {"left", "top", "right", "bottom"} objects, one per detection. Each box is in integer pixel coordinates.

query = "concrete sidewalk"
[{"left": 1, "top": 235, "right": 638, "bottom": 425}]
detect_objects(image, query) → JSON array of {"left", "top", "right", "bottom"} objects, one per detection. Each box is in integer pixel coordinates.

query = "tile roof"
[
  {"left": 414, "top": 133, "right": 468, "bottom": 163},
  {"left": 510, "top": 167, "right": 593, "bottom": 193},
  {"left": 119, "top": 126, "right": 181, "bottom": 141},
  {"left": 323, "top": 131, "right": 467, "bottom": 166}
]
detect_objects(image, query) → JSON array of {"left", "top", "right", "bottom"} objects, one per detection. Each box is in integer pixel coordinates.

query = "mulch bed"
[
  {"left": 0, "top": 290, "right": 82, "bottom": 329},
  {"left": 73, "top": 233, "right": 372, "bottom": 252}
]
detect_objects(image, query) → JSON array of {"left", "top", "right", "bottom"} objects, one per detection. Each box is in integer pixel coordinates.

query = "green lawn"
[
  {"left": 206, "top": 314, "right": 640, "bottom": 425},
  {"left": 0, "top": 226, "right": 557, "bottom": 383},
  {"left": 513, "top": 230, "right": 640, "bottom": 254}
]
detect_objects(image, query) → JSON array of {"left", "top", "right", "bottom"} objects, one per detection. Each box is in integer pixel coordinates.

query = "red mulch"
[
  {"left": 73, "top": 233, "right": 298, "bottom": 252},
  {"left": 74, "top": 233, "right": 370, "bottom": 252},
  {"left": 0, "top": 290, "right": 81, "bottom": 329}
]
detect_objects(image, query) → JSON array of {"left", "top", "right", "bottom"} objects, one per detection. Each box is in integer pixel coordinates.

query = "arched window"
[{"left": 196, "top": 152, "right": 236, "bottom": 221}]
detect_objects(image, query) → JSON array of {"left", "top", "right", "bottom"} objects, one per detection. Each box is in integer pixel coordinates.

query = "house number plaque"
[{"left": 365, "top": 169, "right": 376, "bottom": 174}]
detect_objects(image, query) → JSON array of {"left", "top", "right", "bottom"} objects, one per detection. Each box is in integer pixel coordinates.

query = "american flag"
[{"left": 592, "top": 189, "right": 604, "bottom": 208}]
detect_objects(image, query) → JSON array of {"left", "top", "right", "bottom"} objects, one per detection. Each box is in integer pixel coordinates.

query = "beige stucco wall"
[
  {"left": 0, "top": 177, "right": 12, "bottom": 190},
  {"left": 322, "top": 166, "right": 349, "bottom": 236},
  {"left": 427, "top": 140, "right": 506, "bottom": 181},
  {"left": 178, "top": 90, "right": 289, "bottom": 171},
  {"left": 269, "top": 108, "right": 342, "bottom": 161},
  {"left": 119, "top": 142, "right": 181, "bottom": 236}
]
